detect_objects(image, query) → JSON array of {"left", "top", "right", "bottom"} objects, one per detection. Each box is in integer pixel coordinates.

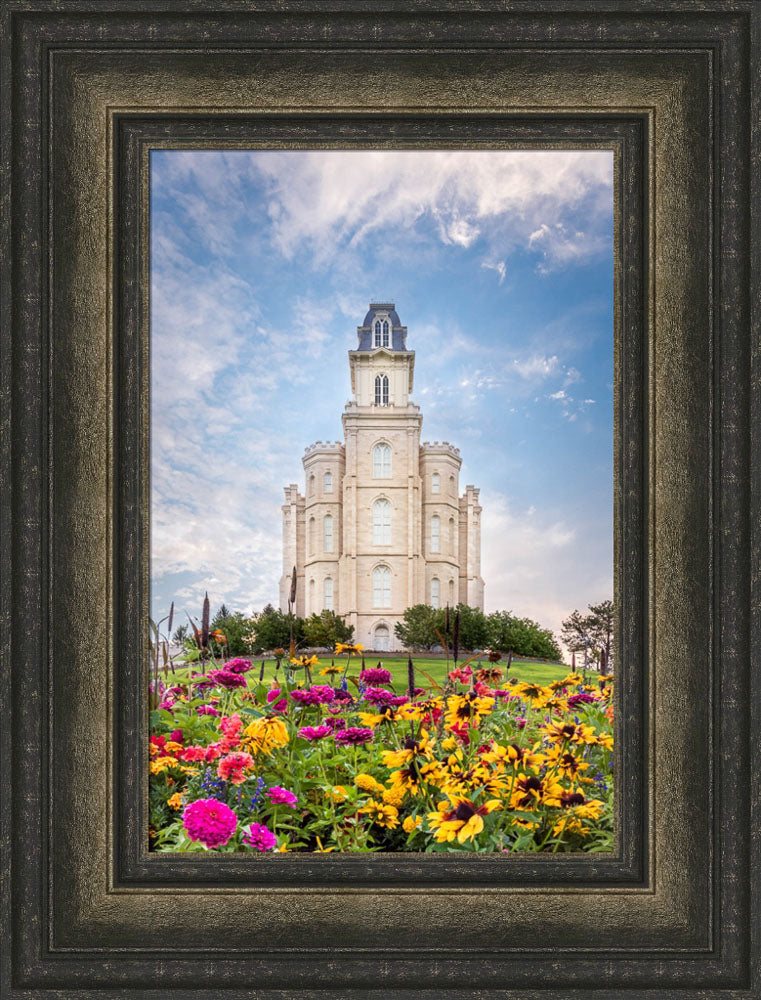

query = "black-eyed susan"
[
  {"left": 444, "top": 692, "right": 494, "bottom": 728},
  {"left": 359, "top": 800, "right": 399, "bottom": 828},
  {"left": 427, "top": 797, "right": 501, "bottom": 844}
]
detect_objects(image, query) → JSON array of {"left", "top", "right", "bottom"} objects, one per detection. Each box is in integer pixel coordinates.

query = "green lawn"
[{"left": 162, "top": 653, "right": 571, "bottom": 691}]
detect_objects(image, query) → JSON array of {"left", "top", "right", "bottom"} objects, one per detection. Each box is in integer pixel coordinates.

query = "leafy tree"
[
  {"left": 487, "top": 610, "right": 563, "bottom": 662},
  {"left": 208, "top": 609, "right": 252, "bottom": 657},
  {"left": 249, "top": 604, "right": 305, "bottom": 654},
  {"left": 449, "top": 603, "right": 490, "bottom": 652},
  {"left": 586, "top": 599, "right": 614, "bottom": 668},
  {"left": 302, "top": 610, "right": 354, "bottom": 649},
  {"left": 394, "top": 604, "right": 440, "bottom": 649},
  {"left": 560, "top": 600, "right": 614, "bottom": 670}
]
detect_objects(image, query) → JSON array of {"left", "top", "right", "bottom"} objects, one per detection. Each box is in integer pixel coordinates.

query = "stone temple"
[{"left": 280, "top": 303, "right": 484, "bottom": 650}]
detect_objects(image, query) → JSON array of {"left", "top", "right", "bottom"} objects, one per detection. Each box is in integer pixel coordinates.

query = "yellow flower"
[
  {"left": 440, "top": 736, "right": 458, "bottom": 751},
  {"left": 164, "top": 740, "right": 184, "bottom": 754},
  {"left": 167, "top": 792, "right": 184, "bottom": 810},
  {"left": 402, "top": 814, "right": 423, "bottom": 834},
  {"left": 314, "top": 836, "right": 336, "bottom": 853},
  {"left": 444, "top": 693, "right": 494, "bottom": 728},
  {"left": 382, "top": 786, "right": 405, "bottom": 808},
  {"left": 354, "top": 773, "right": 386, "bottom": 796},
  {"left": 359, "top": 801, "right": 399, "bottom": 828},
  {"left": 331, "top": 785, "right": 348, "bottom": 802},
  {"left": 290, "top": 654, "right": 319, "bottom": 667},
  {"left": 427, "top": 798, "right": 501, "bottom": 844},
  {"left": 335, "top": 642, "right": 365, "bottom": 655},
  {"left": 242, "top": 715, "right": 290, "bottom": 755},
  {"left": 510, "top": 682, "right": 555, "bottom": 709},
  {"left": 149, "top": 755, "right": 178, "bottom": 774},
  {"left": 561, "top": 673, "right": 583, "bottom": 685},
  {"left": 319, "top": 665, "right": 342, "bottom": 676}
]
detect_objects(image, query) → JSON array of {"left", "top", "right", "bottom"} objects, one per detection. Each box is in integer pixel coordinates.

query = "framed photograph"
[{"left": 2, "top": 2, "right": 758, "bottom": 996}]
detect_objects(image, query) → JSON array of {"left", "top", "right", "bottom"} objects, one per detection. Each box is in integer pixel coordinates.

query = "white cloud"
[
  {"left": 513, "top": 355, "right": 561, "bottom": 380},
  {"left": 481, "top": 260, "right": 507, "bottom": 284}
]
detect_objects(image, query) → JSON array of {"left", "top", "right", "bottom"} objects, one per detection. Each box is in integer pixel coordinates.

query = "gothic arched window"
[
  {"left": 324, "top": 471, "right": 332, "bottom": 493},
  {"left": 308, "top": 516, "right": 316, "bottom": 555},
  {"left": 373, "top": 318, "right": 390, "bottom": 348},
  {"left": 323, "top": 577, "right": 333, "bottom": 611},
  {"left": 431, "top": 577, "right": 440, "bottom": 609},
  {"left": 374, "top": 623, "right": 390, "bottom": 651},
  {"left": 449, "top": 517, "right": 455, "bottom": 553},
  {"left": 374, "top": 373, "right": 389, "bottom": 406},
  {"left": 431, "top": 515, "right": 440, "bottom": 554},
  {"left": 373, "top": 566, "right": 391, "bottom": 608},
  {"left": 373, "top": 442, "right": 391, "bottom": 478},
  {"left": 373, "top": 498, "right": 391, "bottom": 545},
  {"left": 323, "top": 514, "right": 333, "bottom": 553},
  {"left": 449, "top": 579, "right": 455, "bottom": 605}
]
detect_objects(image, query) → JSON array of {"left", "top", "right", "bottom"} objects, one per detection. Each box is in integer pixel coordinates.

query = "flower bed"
[{"left": 149, "top": 651, "right": 614, "bottom": 853}]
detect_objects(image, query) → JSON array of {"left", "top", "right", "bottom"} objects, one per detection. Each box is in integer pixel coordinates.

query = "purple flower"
[
  {"left": 390, "top": 695, "right": 410, "bottom": 706},
  {"left": 266, "top": 688, "right": 288, "bottom": 713},
  {"left": 333, "top": 688, "right": 354, "bottom": 703},
  {"left": 334, "top": 727, "right": 374, "bottom": 746},
  {"left": 267, "top": 786, "right": 298, "bottom": 807},
  {"left": 243, "top": 822, "right": 277, "bottom": 852},
  {"left": 207, "top": 669, "right": 246, "bottom": 689},
  {"left": 224, "top": 658, "right": 252, "bottom": 674},
  {"left": 359, "top": 666, "right": 392, "bottom": 685},
  {"left": 297, "top": 725, "right": 332, "bottom": 740},
  {"left": 182, "top": 798, "right": 237, "bottom": 848},
  {"left": 197, "top": 705, "right": 220, "bottom": 716},
  {"left": 567, "top": 692, "right": 597, "bottom": 708},
  {"left": 361, "top": 686, "right": 397, "bottom": 706}
]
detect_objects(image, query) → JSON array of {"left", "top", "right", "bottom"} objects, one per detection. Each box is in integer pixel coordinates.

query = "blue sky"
[{"left": 150, "top": 149, "right": 613, "bottom": 644}]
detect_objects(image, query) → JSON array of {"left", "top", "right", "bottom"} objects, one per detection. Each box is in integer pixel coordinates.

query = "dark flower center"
[{"left": 453, "top": 801, "right": 476, "bottom": 821}]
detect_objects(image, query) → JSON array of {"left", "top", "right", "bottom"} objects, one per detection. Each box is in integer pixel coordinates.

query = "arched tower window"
[
  {"left": 449, "top": 579, "right": 455, "bottom": 605},
  {"left": 373, "top": 566, "right": 391, "bottom": 608},
  {"left": 449, "top": 474, "right": 455, "bottom": 494},
  {"left": 373, "top": 498, "right": 391, "bottom": 545},
  {"left": 323, "top": 577, "right": 333, "bottom": 612},
  {"left": 431, "top": 515, "right": 440, "bottom": 554},
  {"left": 374, "top": 373, "right": 389, "bottom": 406},
  {"left": 373, "top": 443, "right": 391, "bottom": 478},
  {"left": 324, "top": 471, "right": 332, "bottom": 493},
  {"left": 431, "top": 577, "right": 440, "bottom": 609},
  {"left": 309, "top": 578, "right": 315, "bottom": 611},
  {"left": 373, "top": 318, "right": 390, "bottom": 348},
  {"left": 323, "top": 514, "right": 333, "bottom": 553},
  {"left": 308, "top": 516, "right": 316, "bottom": 555},
  {"left": 309, "top": 473, "right": 315, "bottom": 496},
  {"left": 432, "top": 473, "right": 440, "bottom": 494},
  {"left": 449, "top": 517, "right": 455, "bottom": 554}
]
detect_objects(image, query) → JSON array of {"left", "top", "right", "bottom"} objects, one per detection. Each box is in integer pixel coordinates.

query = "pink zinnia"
[
  {"left": 179, "top": 745, "right": 207, "bottom": 762},
  {"left": 224, "top": 658, "right": 252, "bottom": 674},
  {"left": 182, "top": 798, "right": 237, "bottom": 848},
  {"left": 359, "top": 666, "right": 392, "bottom": 685},
  {"left": 266, "top": 688, "right": 288, "bottom": 713},
  {"left": 290, "top": 685, "right": 336, "bottom": 706},
  {"left": 243, "top": 822, "right": 277, "bottom": 852},
  {"left": 334, "top": 727, "right": 374, "bottom": 746},
  {"left": 197, "top": 704, "right": 220, "bottom": 716},
  {"left": 207, "top": 669, "right": 246, "bottom": 689},
  {"left": 297, "top": 725, "right": 332, "bottom": 740},
  {"left": 217, "top": 751, "right": 254, "bottom": 785},
  {"left": 362, "top": 686, "right": 396, "bottom": 705},
  {"left": 267, "top": 786, "right": 298, "bottom": 807}
]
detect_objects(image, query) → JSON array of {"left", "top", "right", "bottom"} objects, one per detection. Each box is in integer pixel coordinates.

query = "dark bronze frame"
[{"left": 1, "top": 2, "right": 758, "bottom": 996}]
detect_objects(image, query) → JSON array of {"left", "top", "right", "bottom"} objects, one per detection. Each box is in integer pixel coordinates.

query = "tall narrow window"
[
  {"left": 324, "top": 577, "right": 333, "bottom": 611},
  {"left": 309, "top": 473, "right": 315, "bottom": 496},
  {"left": 323, "top": 514, "right": 333, "bottom": 553},
  {"left": 449, "top": 517, "right": 455, "bottom": 554},
  {"left": 431, "top": 515, "right": 440, "bottom": 554},
  {"left": 373, "top": 499, "right": 391, "bottom": 545},
  {"left": 373, "top": 566, "right": 391, "bottom": 607},
  {"left": 449, "top": 474, "right": 455, "bottom": 494},
  {"left": 374, "top": 373, "right": 389, "bottom": 406},
  {"left": 431, "top": 577, "right": 440, "bottom": 609},
  {"left": 309, "top": 578, "right": 315, "bottom": 611},
  {"left": 309, "top": 516, "right": 316, "bottom": 555},
  {"left": 324, "top": 471, "right": 332, "bottom": 493},
  {"left": 381, "top": 319, "right": 389, "bottom": 347},
  {"left": 373, "top": 318, "right": 390, "bottom": 347},
  {"left": 449, "top": 579, "right": 455, "bottom": 604},
  {"left": 432, "top": 473, "right": 440, "bottom": 494},
  {"left": 373, "top": 443, "right": 391, "bottom": 478}
]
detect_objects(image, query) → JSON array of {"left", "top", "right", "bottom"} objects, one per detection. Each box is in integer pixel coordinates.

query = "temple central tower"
[{"left": 280, "top": 303, "right": 484, "bottom": 650}]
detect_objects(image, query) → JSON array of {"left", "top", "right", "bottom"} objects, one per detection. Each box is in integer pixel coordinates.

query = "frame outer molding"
[{"left": 1, "top": 3, "right": 757, "bottom": 997}]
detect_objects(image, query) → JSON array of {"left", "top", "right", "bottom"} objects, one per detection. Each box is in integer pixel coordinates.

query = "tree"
[
  {"left": 586, "top": 599, "right": 614, "bottom": 668},
  {"left": 487, "top": 610, "right": 563, "bottom": 662},
  {"left": 171, "top": 624, "right": 188, "bottom": 645},
  {"left": 208, "top": 609, "right": 252, "bottom": 656},
  {"left": 249, "top": 604, "right": 305, "bottom": 654},
  {"left": 394, "top": 605, "right": 440, "bottom": 649},
  {"left": 449, "top": 603, "right": 490, "bottom": 652},
  {"left": 302, "top": 610, "right": 354, "bottom": 649},
  {"left": 560, "top": 600, "right": 614, "bottom": 671}
]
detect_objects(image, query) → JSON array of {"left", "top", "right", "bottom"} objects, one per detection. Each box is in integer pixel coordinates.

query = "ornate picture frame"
[{"left": 2, "top": 2, "right": 758, "bottom": 996}]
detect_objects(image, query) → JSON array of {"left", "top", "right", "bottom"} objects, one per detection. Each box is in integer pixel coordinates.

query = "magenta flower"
[
  {"left": 182, "top": 798, "right": 237, "bottom": 849},
  {"left": 267, "top": 786, "right": 298, "bottom": 807},
  {"left": 297, "top": 725, "right": 332, "bottom": 740},
  {"left": 224, "top": 658, "right": 253, "bottom": 674},
  {"left": 290, "top": 685, "right": 336, "bottom": 706},
  {"left": 567, "top": 692, "right": 597, "bottom": 708},
  {"left": 361, "top": 686, "right": 397, "bottom": 705},
  {"left": 197, "top": 704, "right": 220, "bottom": 716},
  {"left": 243, "top": 822, "right": 278, "bottom": 852},
  {"left": 359, "top": 666, "right": 392, "bottom": 685},
  {"left": 207, "top": 669, "right": 246, "bottom": 689},
  {"left": 334, "top": 727, "right": 374, "bottom": 746},
  {"left": 323, "top": 717, "right": 346, "bottom": 732},
  {"left": 266, "top": 688, "right": 288, "bottom": 713}
]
